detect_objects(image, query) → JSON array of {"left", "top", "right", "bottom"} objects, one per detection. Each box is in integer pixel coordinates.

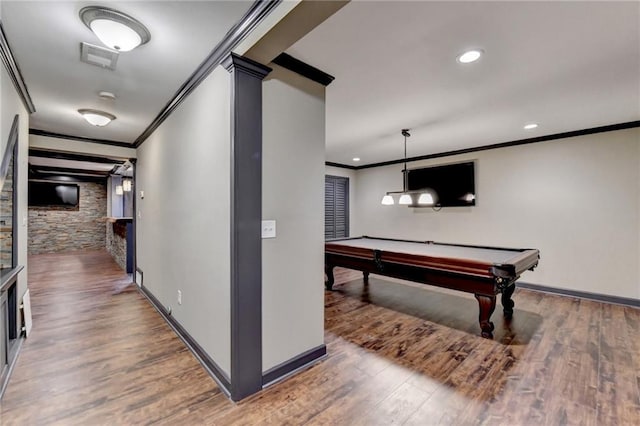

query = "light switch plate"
[{"left": 261, "top": 220, "right": 276, "bottom": 238}]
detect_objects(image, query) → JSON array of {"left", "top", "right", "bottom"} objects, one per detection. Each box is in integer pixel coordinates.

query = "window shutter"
[{"left": 325, "top": 175, "right": 349, "bottom": 240}]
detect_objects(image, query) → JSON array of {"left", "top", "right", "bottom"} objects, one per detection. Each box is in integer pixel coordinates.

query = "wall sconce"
[
  {"left": 115, "top": 185, "right": 124, "bottom": 195},
  {"left": 122, "top": 179, "right": 132, "bottom": 192}
]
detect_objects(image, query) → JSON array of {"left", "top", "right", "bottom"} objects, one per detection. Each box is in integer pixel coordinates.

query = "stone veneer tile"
[{"left": 28, "top": 182, "right": 107, "bottom": 254}]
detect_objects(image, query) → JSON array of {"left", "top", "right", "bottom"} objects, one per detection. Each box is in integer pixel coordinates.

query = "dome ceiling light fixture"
[
  {"left": 80, "top": 6, "right": 151, "bottom": 52},
  {"left": 78, "top": 109, "right": 116, "bottom": 127}
]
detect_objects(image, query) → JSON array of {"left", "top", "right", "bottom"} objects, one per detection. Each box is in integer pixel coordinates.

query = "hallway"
[{"left": 0, "top": 250, "right": 226, "bottom": 424}]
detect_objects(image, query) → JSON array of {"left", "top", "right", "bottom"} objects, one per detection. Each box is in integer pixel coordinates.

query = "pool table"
[{"left": 325, "top": 236, "right": 540, "bottom": 338}]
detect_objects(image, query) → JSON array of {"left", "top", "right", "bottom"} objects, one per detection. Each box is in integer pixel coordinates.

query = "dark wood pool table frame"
[{"left": 325, "top": 236, "right": 540, "bottom": 338}]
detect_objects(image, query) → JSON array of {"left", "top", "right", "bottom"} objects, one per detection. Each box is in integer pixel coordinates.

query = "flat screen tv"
[
  {"left": 407, "top": 161, "right": 476, "bottom": 207},
  {"left": 29, "top": 181, "right": 79, "bottom": 207}
]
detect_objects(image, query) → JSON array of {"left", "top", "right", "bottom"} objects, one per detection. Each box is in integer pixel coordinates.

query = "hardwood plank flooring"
[{"left": 1, "top": 253, "right": 639, "bottom": 425}]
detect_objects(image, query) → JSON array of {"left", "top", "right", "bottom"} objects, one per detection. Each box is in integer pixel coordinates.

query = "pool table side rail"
[
  {"left": 327, "top": 244, "right": 510, "bottom": 280},
  {"left": 329, "top": 236, "right": 539, "bottom": 254}
]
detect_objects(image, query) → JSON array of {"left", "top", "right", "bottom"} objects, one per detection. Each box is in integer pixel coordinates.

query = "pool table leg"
[
  {"left": 363, "top": 271, "right": 370, "bottom": 283},
  {"left": 325, "top": 265, "right": 335, "bottom": 291},
  {"left": 501, "top": 284, "right": 516, "bottom": 318},
  {"left": 474, "top": 294, "right": 496, "bottom": 338}
]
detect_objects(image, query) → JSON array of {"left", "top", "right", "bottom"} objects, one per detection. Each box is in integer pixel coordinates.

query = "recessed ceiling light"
[
  {"left": 457, "top": 49, "right": 483, "bottom": 64},
  {"left": 78, "top": 109, "right": 116, "bottom": 127},
  {"left": 353, "top": 157, "right": 361, "bottom": 162},
  {"left": 524, "top": 123, "right": 538, "bottom": 130},
  {"left": 80, "top": 6, "right": 151, "bottom": 52}
]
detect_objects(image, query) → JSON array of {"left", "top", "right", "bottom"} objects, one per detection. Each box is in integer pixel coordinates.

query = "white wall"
[
  {"left": 353, "top": 128, "right": 640, "bottom": 300},
  {"left": 29, "top": 134, "right": 135, "bottom": 159},
  {"left": 1, "top": 61, "right": 30, "bottom": 320},
  {"left": 262, "top": 76, "right": 325, "bottom": 371},
  {"left": 325, "top": 165, "right": 358, "bottom": 237},
  {"left": 136, "top": 66, "right": 232, "bottom": 376}
]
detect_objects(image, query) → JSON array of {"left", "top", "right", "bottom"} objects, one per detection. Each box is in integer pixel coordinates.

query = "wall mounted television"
[
  {"left": 407, "top": 161, "right": 476, "bottom": 207},
  {"left": 28, "top": 181, "right": 79, "bottom": 208}
]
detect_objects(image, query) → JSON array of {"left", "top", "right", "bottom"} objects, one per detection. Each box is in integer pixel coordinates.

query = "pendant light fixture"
[
  {"left": 381, "top": 129, "right": 434, "bottom": 206},
  {"left": 80, "top": 6, "right": 151, "bottom": 52}
]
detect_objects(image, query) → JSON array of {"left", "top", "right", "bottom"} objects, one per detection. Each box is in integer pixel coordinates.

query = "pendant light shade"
[
  {"left": 418, "top": 193, "right": 434, "bottom": 205},
  {"left": 80, "top": 6, "right": 151, "bottom": 52},
  {"left": 381, "top": 194, "right": 395, "bottom": 205},
  {"left": 398, "top": 194, "right": 412, "bottom": 205}
]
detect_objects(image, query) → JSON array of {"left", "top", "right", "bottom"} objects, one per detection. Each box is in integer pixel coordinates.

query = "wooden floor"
[{"left": 1, "top": 251, "right": 639, "bottom": 425}]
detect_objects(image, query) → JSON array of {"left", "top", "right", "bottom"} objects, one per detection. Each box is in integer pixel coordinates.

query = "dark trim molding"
[
  {"left": 326, "top": 161, "right": 357, "bottom": 170},
  {"left": 28, "top": 165, "right": 110, "bottom": 176},
  {"left": 0, "top": 336, "right": 23, "bottom": 400},
  {"left": 224, "top": 52, "right": 271, "bottom": 401},
  {"left": 262, "top": 344, "right": 327, "bottom": 387},
  {"left": 133, "top": 0, "right": 281, "bottom": 147},
  {"left": 343, "top": 120, "right": 640, "bottom": 170},
  {"left": 272, "top": 53, "right": 334, "bottom": 86},
  {"left": 29, "top": 148, "right": 126, "bottom": 165},
  {"left": 518, "top": 282, "right": 640, "bottom": 308},
  {"left": 28, "top": 174, "right": 106, "bottom": 184},
  {"left": 0, "top": 23, "right": 35, "bottom": 113},
  {"left": 29, "top": 129, "right": 132, "bottom": 148},
  {"left": 0, "top": 116, "right": 19, "bottom": 192},
  {"left": 137, "top": 284, "right": 232, "bottom": 395},
  {"left": 131, "top": 159, "right": 137, "bottom": 282}
]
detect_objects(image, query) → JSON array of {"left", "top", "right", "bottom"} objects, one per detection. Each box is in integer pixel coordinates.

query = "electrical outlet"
[{"left": 177, "top": 290, "right": 182, "bottom": 305}]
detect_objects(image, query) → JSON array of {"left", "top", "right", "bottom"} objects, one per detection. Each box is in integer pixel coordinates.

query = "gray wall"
[
  {"left": 262, "top": 73, "right": 326, "bottom": 371},
  {"left": 28, "top": 181, "right": 107, "bottom": 254},
  {"left": 136, "top": 65, "right": 232, "bottom": 376},
  {"left": 351, "top": 127, "right": 640, "bottom": 300}
]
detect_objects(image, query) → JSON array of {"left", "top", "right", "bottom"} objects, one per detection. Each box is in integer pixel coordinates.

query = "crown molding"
[
  {"left": 0, "top": 22, "right": 35, "bottom": 113},
  {"left": 29, "top": 128, "right": 132, "bottom": 148},
  {"left": 134, "top": 0, "right": 281, "bottom": 147}
]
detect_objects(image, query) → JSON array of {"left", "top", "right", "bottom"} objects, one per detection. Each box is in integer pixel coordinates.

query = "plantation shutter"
[{"left": 325, "top": 175, "right": 349, "bottom": 240}]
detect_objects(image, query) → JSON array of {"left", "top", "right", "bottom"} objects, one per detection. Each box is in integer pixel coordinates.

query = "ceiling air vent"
[{"left": 80, "top": 42, "right": 119, "bottom": 70}]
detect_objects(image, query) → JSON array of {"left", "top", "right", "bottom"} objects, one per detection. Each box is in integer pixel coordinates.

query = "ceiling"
[
  {"left": 288, "top": 1, "right": 640, "bottom": 166},
  {"left": 2, "top": 1, "right": 639, "bottom": 172},
  {"left": 1, "top": 1, "right": 252, "bottom": 144}
]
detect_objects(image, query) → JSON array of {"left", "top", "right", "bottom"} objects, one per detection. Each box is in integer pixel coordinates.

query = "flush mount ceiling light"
[
  {"left": 457, "top": 49, "right": 483, "bottom": 64},
  {"left": 80, "top": 6, "right": 151, "bottom": 52},
  {"left": 353, "top": 157, "right": 361, "bottom": 162},
  {"left": 381, "top": 129, "right": 434, "bottom": 207},
  {"left": 78, "top": 109, "right": 116, "bottom": 127},
  {"left": 524, "top": 123, "right": 539, "bottom": 130}
]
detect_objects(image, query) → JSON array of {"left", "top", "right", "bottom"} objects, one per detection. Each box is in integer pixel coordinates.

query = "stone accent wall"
[
  {"left": 106, "top": 222, "right": 127, "bottom": 271},
  {"left": 28, "top": 182, "right": 107, "bottom": 254}
]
